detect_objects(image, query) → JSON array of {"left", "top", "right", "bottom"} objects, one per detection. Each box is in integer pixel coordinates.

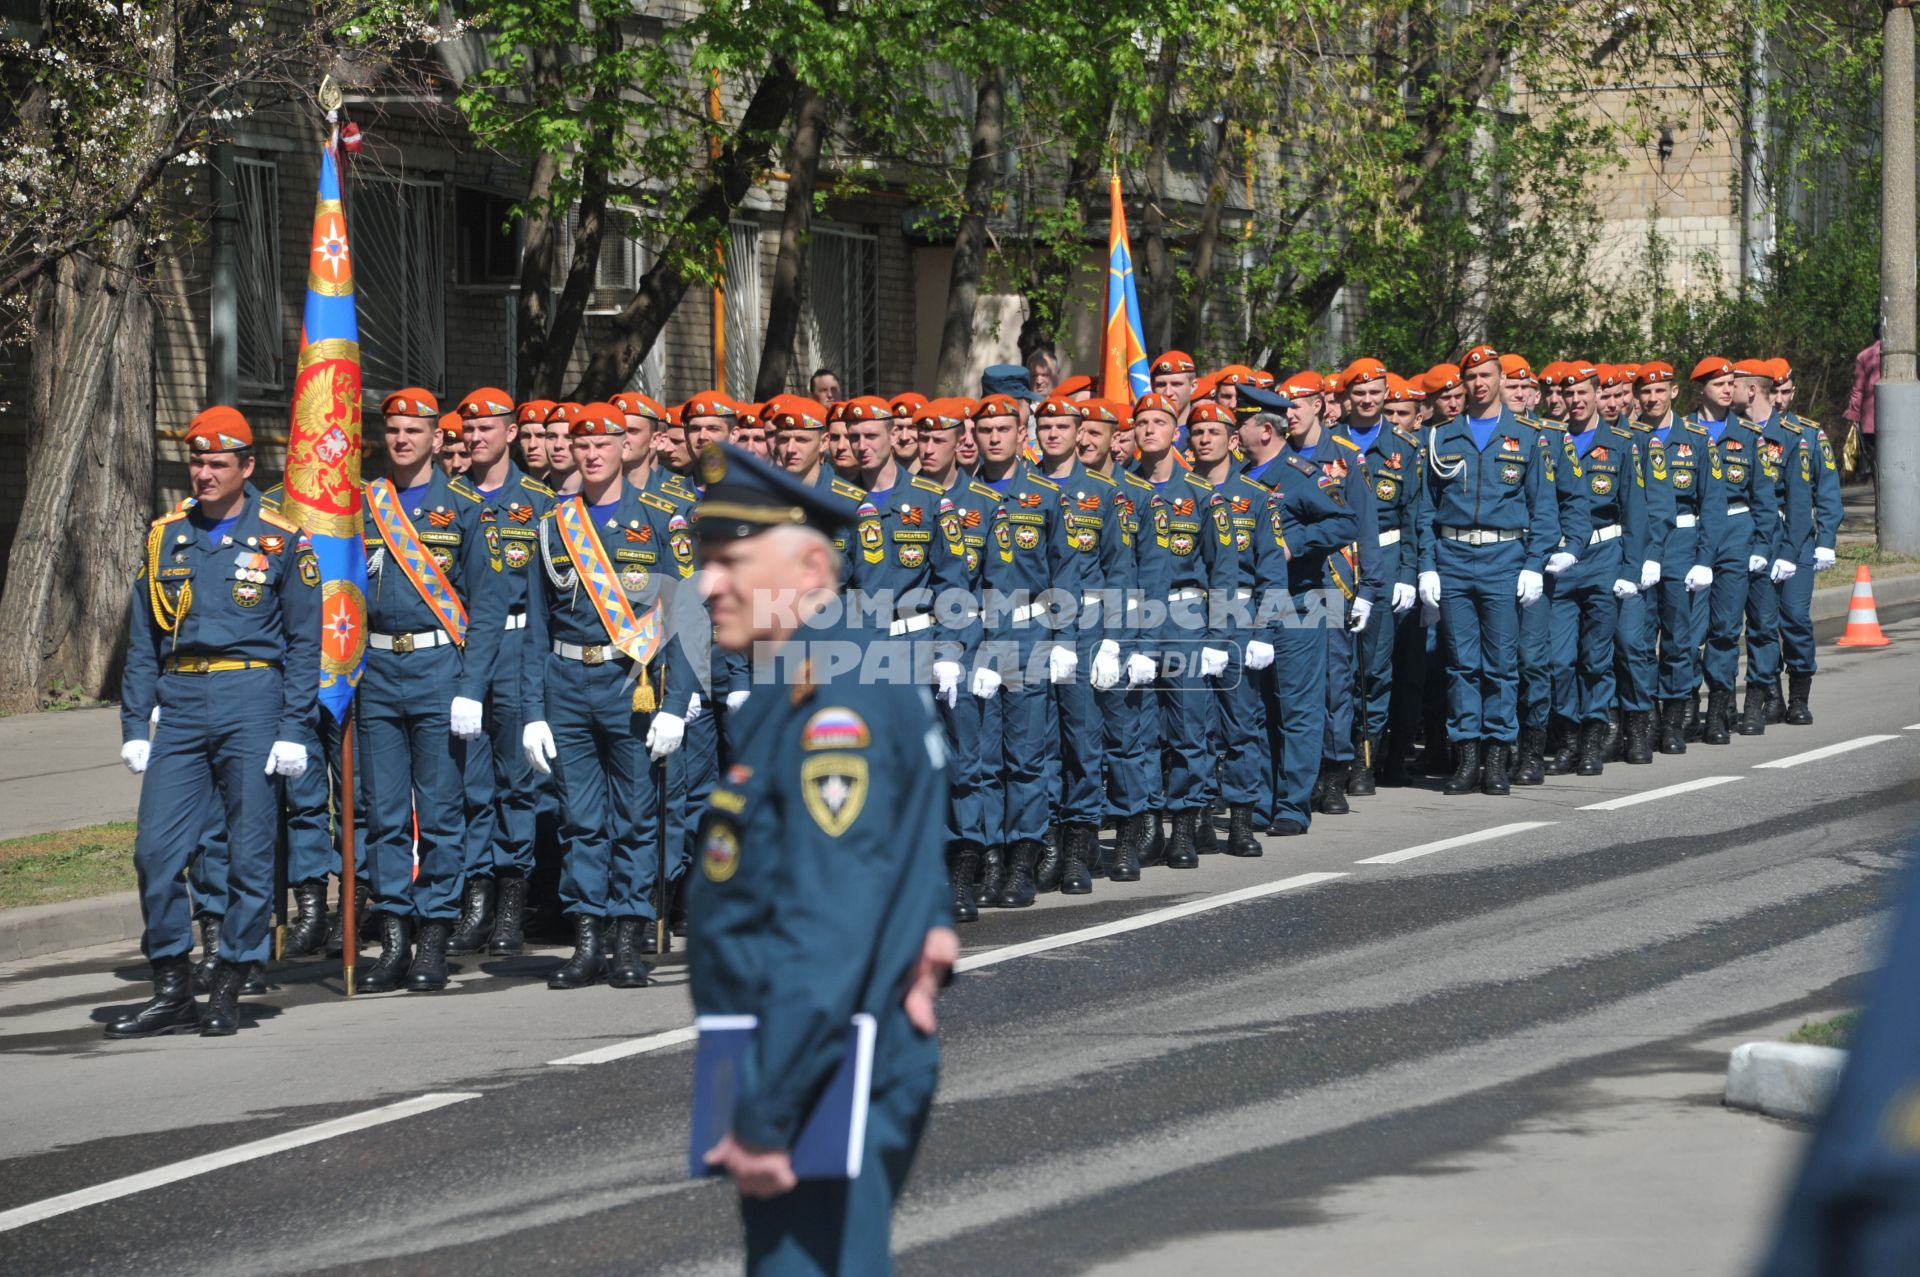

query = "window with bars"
[
  {"left": 232, "top": 158, "right": 284, "bottom": 393},
  {"left": 554, "top": 205, "right": 645, "bottom": 310},
  {"left": 724, "top": 220, "right": 763, "bottom": 400},
  {"left": 805, "top": 224, "right": 880, "bottom": 396},
  {"left": 346, "top": 176, "right": 447, "bottom": 396}
]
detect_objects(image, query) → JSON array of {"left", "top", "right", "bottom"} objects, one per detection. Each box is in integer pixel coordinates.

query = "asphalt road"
[{"left": 1, "top": 614, "right": 1916, "bottom": 1275}]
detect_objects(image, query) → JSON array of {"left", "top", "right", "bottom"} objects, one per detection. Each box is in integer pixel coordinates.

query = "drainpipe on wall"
[
  {"left": 208, "top": 143, "right": 239, "bottom": 406},
  {"left": 1739, "top": 16, "right": 1772, "bottom": 287}
]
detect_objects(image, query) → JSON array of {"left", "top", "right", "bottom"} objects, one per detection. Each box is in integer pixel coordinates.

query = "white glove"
[
  {"left": 265, "top": 740, "right": 309, "bottom": 779},
  {"left": 1047, "top": 644, "right": 1079, "bottom": 684},
  {"left": 1748, "top": 554, "right": 1768, "bottom": 574},
  {"left": 1349, "top": 596, "right": 1373, "bottom": 632},
  {"left": 149, "top": 706, "right": 161, "bottom": 727},
  {"left": 970, "top": 666, "right": 1002, "bottom": 699},
  {"left": 1090, "top": 639, "right": 1121, "bottom": 691},
  {"left": 1200, "top": 646, "right": 1229, "bottom": 679},
  {"left": 1640, "top": 559, "right": 1662, "bottom": 589},
  {"left": 1612, "top": 578, "right": 1638, "bottom": 599},
  {"left": 1391, "top": 581, "right": 1416, "bottom": 614},
  {"left": 1245, "top": 639, "right": 1275, "bottom": 671},
  {"left": 934, "top": 660, "right": 962, "bottom": 707},
  {"left": 1417, "top": 571, "right": 1442, "bottom": 608},
  {"left": 449, "top": 696, "right": 485, "bottom": 740},
  {"left": 1684, "top": 564, "right": 1713, "bottom": 592},
  {"left": 1517, "top": 570, "right": 1544, "bottom": 606},
  {"left": 1126, "top": 652, "right": 1157, "bottom": 687},
  {"left": 1813, "top": 546, "right": 1837, "bottom": 571},
  {"left": 725, "top": 689, "right": 750, "bottom": 711},
  {"left": 121, "top": 740, "right": 149, "bottom": 774},
  {"left": 1545, "top": 551, "right": 1577, "bottom": 575},
  {"left": 645, "top": 712, "right": 686, "bottom": 761},
  {"left": 1770, "top": 558, "right": 1797, "bottom": 583},
  {"left": 684, "top": 693, "right": 705, "bottom": 722},
  {"left": 522, "top": 720, "right": 557, "bottom": 775},
  {"left": 1420, "top": 601, "right": 1440, "bottom": 626}
]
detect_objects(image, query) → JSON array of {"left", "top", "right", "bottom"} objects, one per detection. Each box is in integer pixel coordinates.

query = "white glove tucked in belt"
[
  {"left": 1126, "top": 653, "right": 1157, "bottom": 687},
  {"left": 1245, "top": 640, "right": 1275, "bottom": 671},
  {"left": 1199, "top": 646, "right": 1229, "bottom": 680}
]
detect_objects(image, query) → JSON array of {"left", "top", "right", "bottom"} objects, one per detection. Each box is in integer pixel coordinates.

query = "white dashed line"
[
  {"left": 1355, "top": 821, "right": 1556, "bottom": 866},
  {"left": 1904, "top": 723, "right": 1920, "bottom": 731},
  {"left": 0, "top": 1092, "right": 479, "bottom": 1235},
  {"left": 1578, "top": 776, "right": 1744, "bottom": 811},
  {"left": 1752, "top": 735, "right": 1901, "bottom": 769},
  {"left": 547, "top": 1025, "right": 699, "bottom": 1067}
]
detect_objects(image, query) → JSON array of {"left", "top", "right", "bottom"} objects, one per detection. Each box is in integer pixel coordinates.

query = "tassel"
[{"left": 632, "top": 668, "right": 656, "bottom": 714}]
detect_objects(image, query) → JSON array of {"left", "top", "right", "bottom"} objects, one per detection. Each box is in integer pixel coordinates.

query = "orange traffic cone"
[{"left": 1836, "top": 564, "right": 1892, "bottom": 648}]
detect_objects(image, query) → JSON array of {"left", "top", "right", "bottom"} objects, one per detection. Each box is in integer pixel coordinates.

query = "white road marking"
[
  {"left": 1753, "top": 735, "right": 1901, "bottom": 769},
  {"left": 1904, "top": 723, "right": 1920, "bottom": 731},
  {"left": 0, "top": 1092, "right": 478, "bottom": 1235},
  {"left": 547, "top": 1025, "right": 699, "bottom": 1067},
  {"left": 953, "top": 872, "right": 1348, "bottom": 974},
  {"left": 1577, "top": 776, "right": 1744, "bottom": 811},
  {"left": 1355, "top": 821, "right": 1556, "bottom": 866}
]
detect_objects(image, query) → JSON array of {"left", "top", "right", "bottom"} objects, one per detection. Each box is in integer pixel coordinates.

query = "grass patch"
[
  {"left": 1833, "top": 544, "right": 1920, "bottom": 569},
  {"left": 1789, "top": 1012, "right": 1861, "bottom": 1049},
  {"left": 0, "top": 822, "right": 139, "bottom": 910}
]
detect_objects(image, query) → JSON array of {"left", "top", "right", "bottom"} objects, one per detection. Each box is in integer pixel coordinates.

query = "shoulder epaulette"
[
  {"left": 1123, "top": 471, "right": 1154, "bottom": 491},
  {"left": 662, "top": 473, "right": 697, "bottom": 493},
  {"left": 639, "top": 491, "right": 678, "bottom": 513},
  {"left": 1800, "top": 416, "right": 1822, "bottom": 431},
  {"left": 151, "top": 508, "right": 188, "bottom": 529},
  {"left": 909, "top": 474, "right": 945, "bottom": 495},
  {"left": 1085, "top": 468, "right": 1116, "bottom": 486},
  {"left": 448, "top": 479, "right": 483, "bottom": 503},
  {"left": 1334, "top": 434, "right": 1362, "bottom": 452},
  {"left": 1239, "top": 471, "right": 1272, "bottom": 492},
  {"left": 1181, "top": 471, "right": 1215, "bottom": 490},
  {"left": 1607, "top": 423, "right": 1635, "bottom": 440},
  {"left": 1392, "top": 426, "right": 1421, "bottom": 447},
  {"left": 519, "top": 475, "right": 555, "bottom": 497},
  {"left": 967, "top": 480, "right": 1004, "bottom": 502},
  {"left": 1517, "top": 413, "right": 1541, "bottom": 428},
  {"left": 259, "top": 508, "right": 300, "bottom": 533},
  {"left": 1540, "top": 418, "right": 1567, "bottom": 432},
  {"left": 830, "top": 478, "right": 865, "bottom": 500},
  {"left": 1682, "top": 418, "right": 1710, "bottom": 436},
  {"left": 1029, "top": 473, "right": 1061, "bottom": 492}
]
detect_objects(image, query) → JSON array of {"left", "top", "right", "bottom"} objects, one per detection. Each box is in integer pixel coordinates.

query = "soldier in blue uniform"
[
  {"left": 1633, "top": 362, "right": 1726, "bottom": 754},
  {"left": 1722, "top": 359, "right": 1801, "bottom": 737},
  {"left": 448, "top": 387, "right": 556, "bottom": 957},
  {"left": 111, "top": 408, "right": 320, "bottom": 1038},
  {"left": 1769, "top": 360, "right": 1844, "bottom": 724},
  {"left": 1690, "top": 355, "right": 1773, "bottom": 744},
  {"left": 1519, "top": 365, "right": 1589, "bottom": 782},
  {"left": 355, "top": 388, "right": 508, "bottom": 993},
  {"left": 1416, "top": 346, "right": 1572, "bottom": 795},
  {"left": 521, "top": 403, "right": 695, "bottom": 990},
  {"left": 1608, "top": 366, "right": 1663, "bottom": 765},
  {"left": 689, "top": 442, "right": 952, "bottom": 1276},
  {"left": 769, "top": 395, "right": 869, "bottom": 582}
]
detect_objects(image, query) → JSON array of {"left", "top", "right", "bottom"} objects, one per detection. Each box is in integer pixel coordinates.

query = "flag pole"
[{"left": 340, "top": 718, "right": 358, "bottom": 997}]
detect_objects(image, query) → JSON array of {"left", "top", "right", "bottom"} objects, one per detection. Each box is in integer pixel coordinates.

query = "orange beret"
[
  {"left": 1766, "top": 357, "right": 1793, "bottom": 382},
  {"left": 1344, "top": 357, "right": 1388, "bottom": 386},
  {"left": 1635, "top": 362, "right": 1675, "bottom": 385},
  {"left": 1384, "top": 374, "right": 1419, "bottom": 404},
  {"left": 1132, "top": 393, "right": 1178, "bottom": 420},
  {"left": 611, "top": 391, "right": 667, "bottom": 422},
  {"left": 1323, "top": 371, "right": 1347, "bottom": 396},
  {"left": 438, "top": 411, "right": 465, "bottom": 439},
  {"left": 890, "top": 392, "right": 928, "bottom": 417},
  {"left": 1281, "top": 370, "right": 1324, "bottom": 399},
  {"left": 1596, "top": 364, "right": 1621, "bottom": 388},
  {"left": 1460, "top": 344, "right": 1500, "bottom": 370},
  {"left": 683, "top": 391, "right": 737, "bottom": 420},
  {"left": 546, "top": 401, "right": 582, "bottom": 425},
  {"left": 1034, "top": 395, "right": 1083, "bottom": 419},
  {"left": 1188, "top": 401, "right": 1236, "bottom": 426},
  {"left": 568, "top": 402, "right": 626, "bottom": 437},
  {"left": 1216, "top": 365, "right": 1258, "bottom": 386},
  {"left": 456, "top": 388, "right": 513, "bottom": 420},
  {"left": 1617, "top": 362, "right": 1643, "bottom": 380},
  {"left": 950, "top": 397, "right": 980, "bottom": 419},
  {"left": 975, "top": 393, "right": 1023, "bottom": 419},
  {"left": 381, "top": 387, "right": 440, "bottom": 418},
  {"left": 1424, "top": 364, "right": 1462, "bottom": 391},
  {"left": 913, "top": 399, "right": 968, "bottom": 431},
  {"left": 665, "top": 405, "right": 684, "bottom": 428},
  {"left": 1732, "top": 358, "right": 1776, "bottom": 379},
  {"left": 515, "top": 400, "right": 555, "bottom": 425},
  {"left": 1150, "top": 350, "right": 1196, "bottom": 376},
  {"left": 1192, "top": 371, "right": 1222, "bottom": 399},
  {"left": 1055, "top": 374, "right": 1094, "bottom": 399},
  {"left": 1559, "top": 362, "right": 1599, "bottom": 387},
  {"left": 1249, "top": 370, "right": 1276, "bottom": 389},
  {"left": 839, "top": 395, "right": 894, "bottom": 423},
  {"left": 185, "top": 406, "right": 253, "bottom": 454},
  {"left": 1691, "top": 356, "right": 1734, "bottom": 381},
  {"left": 1077, "top": 399, "right": 1126, "bottom": 426},
  {"left": 764, "top": 395, "right": 829, "bottom": 432},
  {"left": 1498, "top": 353, "right": 1533, "bottom": 379},
  {"left": 1401, "top": 374, "right": 1429, "bottom": 400}
]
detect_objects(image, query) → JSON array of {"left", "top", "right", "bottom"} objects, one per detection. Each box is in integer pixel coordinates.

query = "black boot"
[
  {"left": 488, "top": 874, "right": 529, "bottom": 955},
  {"left": 1380, "top": 732, "right": 1414, "bottom": 786},
  {"left": 1738, "top": 683, "right": 1768, "bottom": 736},
  {"left": 1035, "top": 826, "right": 1064, "bottom": 893},
  {"left": 1267, "top": 815, "right": 1307, "bottom": 836},
  {"left": 1683, "top": 692, "right": 1704, "bottom": 742},
  {"left": 1317, "top": 764, "right": 1351, "bottom": 815},
  {"left": 192, "top": 915, "right": 223, "bottom": 994},
  {"left": 1443, "top": 740, "right": 1482, "bottom": 795},
  {"left": 1347, "top": 735, "right": 1377, "bottom": 796},
  {"left": 198, "top": 960, "right": 256, "bottom": 1037},
  {"left": 980, "top": 845, "right": 1009, "bottom": 903},
  {"left": 949, "top": 842, "right": 982, "bottom": 923},
  {"left": 994, "top": 840, "right": 1041, "bottom": 908},
  {"left": 1703, "top": 688, "right": 1734, "bottom": 745},
  {"left": 406, "top": 920, "right": 451, "bottom": 991},
  {"left": 1766, "top": 678, "right": 1787, "bottom": 725},
  {"left": 1624, "top": 710, "right": 1654, "bottom": 764},
  {"left": 1481, "top": 741, "right": 1512, "bottom": 796},
  {"left": 606, "top": 919, "right": 652, "bottom": 989},
  {"left": 1659, "top": 699, "right": 1688, "bottom": 755},
  {"left": 1164, "top": 811, "right": 1200, "bottom": 869},
  {"left": 641, "top": 910, "right": 674, "bottom": 956},
  {"left": 1575, "top": 720, "right": 1606, "bottom": 775},
  {"left": 1226, "top": 806, "right": 1262, "bottom": 857},
  {"left": 1602, "top": 709, "right": 1625, "bottom": 762},
  {"left": 1786, "top": 673, "right": 1813, "bottom": 725},
  {"left": 1141, "top": 812, "right": 1167, "bottom": 868},
  {"left": 1059, "top": 826, "right": 1094, "bottom": 896},
  {"left": 105, "top": 956, "right": 199, "bottom": 1039},
  {"left": 446, "top": 876, "right": 496, "bottom": 954},
  {"left": 1110, "top": 814, "right": 1147, "bottom": 882},
  {"left": 548, "top": 915, "right": 607, "bottom": 989},
  {"left": 1194, "top": 807, "right": 1220, "bottom": 854},
  {"left": 284, "top": 881, "right": 328, "bottom": 957},
  {"left": 1544, "top": 719, "right": 1577, "bottom": 775},
  {"left": 357, "top": 914, "right": 413, "bottom": 993},
  {"left": 1514, "top": 726, "right": 1546, "bottom": 786},
  {"left": 325, "top": 881, "right": 372, "bottom": 958}
]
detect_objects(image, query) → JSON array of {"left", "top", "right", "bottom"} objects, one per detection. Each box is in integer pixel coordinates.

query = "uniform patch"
[
  {"left": 1015, "top": 523, "right": 1040, "bottom": 551},
  {"left": 1375, "top": 477, "right": 1398, "bottom": 502},
  {"left": 298, "top": 551, "right": 320, "bottom": 587},
  {"left": 1673, "top": 470, "right": 1694, "bottom": 490},
  {"left": 898, "top": 541, "right": 926, "bottom": 569},
  {"left": 801, "top": 753, "right": 869, "bottom": 837},
  {"left": 802, "top": 706, "right": 870, "bottom": 751},
  {"left": 1499, "top": 463, "right": 1523, "bottom": 485},
  {"left": 1072, "top": 527, "right": 1097, "bottom": 553},
  {"left": 726, "top": 764, "right": 753, "bottom": 785},
  {"left": 1234, "top": 529, "right": 1251, "bottom": 552},
  {"left": 620, "top": 566, "right": 648, "bottom": 595},
  {"left": 430, "top": 546, "right": 453, "bottom": 573},
  {"left": 1726, "top": 463, "right": 1746, "bottom": 483},
  {"left": 702, "top": 822, "right": 741, "bottom": 882},
  {"left": 994, "top": 520, "right": 1013, "bottom": 558},
  {"left": 231, "top": 580, "right": 263, "bottom": 607},
  {"left": 859, "top": 519, "right": 884, "bottom": 563},
  {"left": 1589, "top": 472, "right": 1613, "bottom": 497},
  {"left": 670, "top": 529, "right": 693, "bottom": 565},
  {"left": 1651, "top": 452, "right": 1667, "bottom": 482},
  {"left": 260, "top": 535, "right": 285, "bottom": 556},
  {"left": 484, "top": 524, "right": 503, "bottom": 572},
  {"left": 504, "top": 539, "right": 531, "bottom": 569},
  {"left": 1170, "top": 531, "right": 1195, "bottom": 556}
]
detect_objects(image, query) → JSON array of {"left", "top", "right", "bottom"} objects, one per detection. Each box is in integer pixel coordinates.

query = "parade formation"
[{"left": 110, "top": 344, "right": 1844, "bottom": 1038}]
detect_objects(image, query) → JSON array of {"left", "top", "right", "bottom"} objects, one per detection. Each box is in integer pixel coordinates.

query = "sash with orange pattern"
[
  {"left": 553, "top": 496, "right": 665, "bottom": 665},
  {"left": 365, "top": 479, "right": 468, "bottom": 643}
]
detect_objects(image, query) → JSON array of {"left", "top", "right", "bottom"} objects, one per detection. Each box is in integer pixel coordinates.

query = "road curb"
[
  {"left": 1811, "top": 568, "right": 1920, "bottom": 623},
  {"left": 1725, "top": 1041, "right": 1845, "bottom": 1122},
  {"left": 0, "top": 892, "right": 143, "bottom": 964}
]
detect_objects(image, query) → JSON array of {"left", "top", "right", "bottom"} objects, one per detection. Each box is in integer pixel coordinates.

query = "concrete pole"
[{"left": 1878, "top": 0, "right": 1920, "bottom": 553}]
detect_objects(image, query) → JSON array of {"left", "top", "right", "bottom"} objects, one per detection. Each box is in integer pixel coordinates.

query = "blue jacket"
[
  {"left": 1335, "top": 420, "right": 1424, "bottom": 594},
  {"left": 1247, "top": 449, "right": 1361, "bottom": 597},
  {"left": 1695, "top": 411, "right": 1779, "bottom": 566},
  {"left": 1562, "top": 418, "right": 1649, "bottom": 574},
  {"left": 1417, "top": 406, "right": 1568, "bottom": 573},
  {"left": 850, "top": 471, "right": 971, "bottom": 661},
  {"left": 1130, "top": 466, "right": 1239, "bottom": 643},
  {"left": 1643, "top": 413, "right": 1726, "bottom": 574}
]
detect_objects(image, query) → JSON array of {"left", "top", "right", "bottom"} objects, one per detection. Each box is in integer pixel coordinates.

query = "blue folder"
[{"left": 689, "top": 1013, "right": 876, "bottom": 1181}]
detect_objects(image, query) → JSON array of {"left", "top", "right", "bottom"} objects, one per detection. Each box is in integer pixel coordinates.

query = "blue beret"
[
  {"left": 980, "top": 364, "right": 1038, "bottom": 402},
  {"left": 694, "top": 443, "right": 857, "bottom": 542},
  {"left": 1235, "top": 385, "right": 1294, "bottom": 417}
]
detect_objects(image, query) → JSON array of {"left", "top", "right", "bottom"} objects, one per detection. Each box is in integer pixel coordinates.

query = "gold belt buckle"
[
  {"left": 392, "top": 633, "right": 415, "bottom": 654},
  {"left": 582, "top": 645, "right": 605, "bottom": 666},
  {"left": 189, "top": 657, "right": 210, "bottom": 674}
]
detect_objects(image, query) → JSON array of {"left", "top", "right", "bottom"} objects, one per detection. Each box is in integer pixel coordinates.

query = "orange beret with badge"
[
  {"left": 1344, "top": 357, "right": 1388, "bottom": 387},
  {"left": 1384, "top": 374, "right": 1420, "bottom": 404},
  {"left": 839, "top": 395, "right": 894, "bottom": 423},
  {"left": 1498, "top": 353, "right": 1533, "bottom": 379},
  {"left": 1460, "top": 344, "right": 1500, "bottom": 370},
  {"left": 975, "top": 392, "right": 1023, "bottom": 419},
  {"left": 683, "top": 391, "right": 737, "bottom": 421},
  {"left": 516, "top": 399, "right": 555, "bottom": 426},
  {"left": 611, "top": 391, "right": 667, "bottom": 423},
  {"left": 1056, "top": 374, "right": 1094, "bottom": 399},
  {"left": 1281, "top": 370, "right": 1323, "bottom": 399},
  {"left": 1034, "top": 395, "right": 1082, "bottom": 420},
  {"left": 1731, "top": 357, "right": 1776, "bottom": 380},
  {"left": 568, "top": 402, "right": 626, "bottom": 437},
  {"left": 438, "top": 411, "right": 465, "bottom": 439},
  {"left": 1766, "top": 357, "right": 1793, "bottom": 382},
  {"left": 1635, "top": 361, "right": 1675, "bottom": 385},
  {"left": 1424, "top": 364, "right": 1462, "bottom": 391},
  {"left": 546, "top": 401, "right": 582, "bottom": 425},
  {"left": 913, "top": 398, "right": 968, "bottom": 431},
  {"left": 1559, "top": 361, "right": 1599, "bottom": 387},
  {"left": 185, "top": 406, "right": 254, "bottom": 454},
  {"left": 381, "top": 387, "right": 440, "bottom": 419},
  {"left": 764, "top": 395, "right": 829, "bottom": 432},
  {"left": 1132, "top": 392, "right": 1178, "bottom": 421},
  {"left": 1691, "top": 355, "right": 1734, "bottom": 382},
  {"left": 1077, "top": 399, "right": 1127, "bottom": 426},
  {"left": 1150, "top": 350, "right": 1196, "bottom": 376},
  {"left": 457, "top": 387, "right": 514, "bottom": 420},
  {"left": 1188, "top": 400, "right": 1236, "bottom": 427},
  {"left": 890, "top": 391, "right": 928, "bottom": 419}
]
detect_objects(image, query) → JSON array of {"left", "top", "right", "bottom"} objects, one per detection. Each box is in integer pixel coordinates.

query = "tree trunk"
[
  {"left": 933, "top": 68, "right": 1005, "bottom": 395},
  {"left": 754, "top": 84, "right": 830, "bottom": 401},
  {"left": 1018, "top": 138, "right": 1103, "bottom": 359},
  {"left": 510, "top": 46, "right": 566, "bottom": 402},
  {"left": 1174, "top": 115, "right": 1234, "bottom": 353},
  {"left": 538, "top": 154, "right": 610, "bottom": 394},
  {"left": 1137, "top": 43, "right": 1183, "bottom": 355}
]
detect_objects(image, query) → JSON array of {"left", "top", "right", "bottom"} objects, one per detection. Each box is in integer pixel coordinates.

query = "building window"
[
  {"left": 724, "top": 219, "right": 763, "bottom": 400},
  {"left": 347, "top": 176, "right": 447, "bottom": 396},
  {"left": 554, "top": 205, "right": 645, "bottom": 311},
  {"left": 455, "top": 187, "right": 520, "bottom": 287},
  {"left": 806, "top": 224, "right": 879, "bottom": 396},
  {"left": 232, "top": 158, "right": 284, "bottom": 393}
]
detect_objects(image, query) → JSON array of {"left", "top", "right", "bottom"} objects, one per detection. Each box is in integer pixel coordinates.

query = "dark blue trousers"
[
  {"left": 1260, "top": 620, "right": 1328, "bottom": 829},
  {"left": 1437, "top": 538, "right": 1524, "bottom": 743},
  {"left": 464, "top": 627, "right": 537, "bottom": 879},
  {"left": 548, "top": 655, "right": 666, "bottom": 920},
  {"left": 358, "top": 645, "right": 466, "bottom": 922}
]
